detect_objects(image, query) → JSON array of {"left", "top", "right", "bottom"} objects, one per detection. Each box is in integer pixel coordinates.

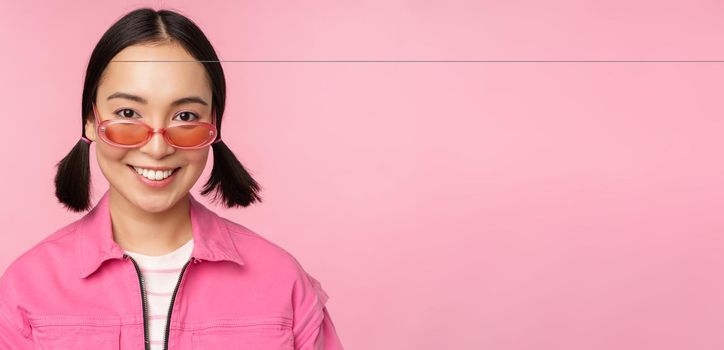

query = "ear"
[{"left": 84, "top": 113, "right": 97, "bottom": 142}]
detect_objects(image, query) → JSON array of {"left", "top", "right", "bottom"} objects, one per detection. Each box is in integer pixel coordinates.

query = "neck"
[{"left": 108, "top": 187, "right": 193, "bottom": 256}]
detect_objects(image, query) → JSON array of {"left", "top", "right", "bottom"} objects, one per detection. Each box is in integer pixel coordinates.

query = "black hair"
[{"left": 54, "top": 7, "right": 262, "bottom": 212}]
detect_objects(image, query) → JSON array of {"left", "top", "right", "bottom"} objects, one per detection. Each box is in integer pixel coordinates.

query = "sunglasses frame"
[{"left": 91, "top": 102, "right": 219, "bottom": 150}]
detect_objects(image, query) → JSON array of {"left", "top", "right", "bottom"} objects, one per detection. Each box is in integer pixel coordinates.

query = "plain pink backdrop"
[{"left": 2, "top": 0, "right": 724, "bottom": 349}]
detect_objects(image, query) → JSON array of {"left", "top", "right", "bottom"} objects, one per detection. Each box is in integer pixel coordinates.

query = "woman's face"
[{"left": 85, "top": 42, "right": 214, "bottom": 213}]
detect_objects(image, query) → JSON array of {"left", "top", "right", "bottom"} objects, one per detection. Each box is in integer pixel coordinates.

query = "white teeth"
[{"left": 132, "top": 166, "right": 176, "bottom": 181}]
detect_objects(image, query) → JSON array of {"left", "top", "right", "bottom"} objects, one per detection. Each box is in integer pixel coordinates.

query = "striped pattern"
[
  {"left": 125, "top": 239, "right": 193, "bottom": 350},
  {"left": 141, "top": 267, "right": 183, "bottom": 273}
]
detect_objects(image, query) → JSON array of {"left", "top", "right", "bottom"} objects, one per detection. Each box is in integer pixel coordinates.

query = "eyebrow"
[{"left": 106, "top": 92, "right": 209, "bottom": 107}]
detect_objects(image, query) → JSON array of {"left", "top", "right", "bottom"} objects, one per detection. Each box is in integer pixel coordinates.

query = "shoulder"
[
  {"left": 218, "top": 216, "right": 330, "bottom": 302},
  {"left": 0, "top": 219, "right": 81, "bottom": 286},
  {"left": 219, "top": 216, "right": 310, "bottom": 276},
  {"left": 219, "top": 217, "right": 331, "bottom": 320}
]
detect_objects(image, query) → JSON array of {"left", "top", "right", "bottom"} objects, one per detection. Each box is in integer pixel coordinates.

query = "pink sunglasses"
[{"left": 87, "top": 103, "right": 221, "bottom": 149}]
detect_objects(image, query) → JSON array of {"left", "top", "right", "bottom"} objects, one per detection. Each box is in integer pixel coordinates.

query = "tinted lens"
[
  {"left": 166, "top": 124, "right": 214, "bottom": 147},
  {"left": 104, "top": 123, "right": 149, "bottom": 146}
]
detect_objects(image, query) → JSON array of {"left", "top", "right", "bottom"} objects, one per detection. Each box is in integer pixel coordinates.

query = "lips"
[
  {"left": 127, "top": 164, "right": 181, "bottom": 171},
  {"left": 127, "top": 164, "right": 181, "bottom": 188},
  {"left": 126, "top": 165, "right": 182, "bottom": 179}
]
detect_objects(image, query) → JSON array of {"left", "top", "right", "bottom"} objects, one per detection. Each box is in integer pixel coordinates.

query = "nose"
[{"left": 139, "top": 129, "right": 175, "bottom": 158}]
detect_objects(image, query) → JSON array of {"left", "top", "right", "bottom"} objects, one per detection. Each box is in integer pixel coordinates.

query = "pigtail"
[
  {"left": 54, "top": 138, "right": 93, "bottom": 212},
  {"left": 200, "top": 140, "right": 263, "bottom": 208}
]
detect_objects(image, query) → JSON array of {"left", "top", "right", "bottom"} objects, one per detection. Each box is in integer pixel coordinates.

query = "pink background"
[{"left": 2, "top": 0, "right": 724, "bottom": 349}]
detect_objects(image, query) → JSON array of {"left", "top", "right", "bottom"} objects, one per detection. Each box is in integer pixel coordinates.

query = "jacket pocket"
[
  {"left": 191, "top": 316, "right": 293, "bottom": 350},
  {"left": 31, "top": 323, "right": 121, "bottom": 350}
]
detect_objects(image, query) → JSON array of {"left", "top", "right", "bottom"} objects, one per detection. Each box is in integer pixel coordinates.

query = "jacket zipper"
[
  {"left": 163, "top": 257, "right": 193, "bottom": 350},
  {"left": 125, "top": 254, "right": 150, "bottom": 350}
]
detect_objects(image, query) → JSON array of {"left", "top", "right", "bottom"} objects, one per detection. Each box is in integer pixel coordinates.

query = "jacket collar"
[{"left": 77, "top": 189, "right": 245, "bottom": 279}]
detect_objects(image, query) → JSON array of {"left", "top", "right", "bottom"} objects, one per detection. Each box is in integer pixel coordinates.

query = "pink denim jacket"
[{"left": 0, "top": 189, "right": 343, "bottom": 349}]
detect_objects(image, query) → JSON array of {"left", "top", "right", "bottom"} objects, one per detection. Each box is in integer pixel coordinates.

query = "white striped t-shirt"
[{"left": 124, "top": 238, "right": 194, "bottom": 350}]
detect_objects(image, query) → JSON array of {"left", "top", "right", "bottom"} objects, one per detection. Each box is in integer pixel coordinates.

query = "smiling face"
[{"left": 85, "top": 42, "right": 214, "bottom": 213}]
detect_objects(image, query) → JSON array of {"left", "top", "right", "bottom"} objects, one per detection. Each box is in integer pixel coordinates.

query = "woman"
[{"left": 0, "top": 7, "right": 343, "bottom": 350}]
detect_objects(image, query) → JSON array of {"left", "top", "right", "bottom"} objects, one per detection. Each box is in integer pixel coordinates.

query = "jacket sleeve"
[
  {"left": 0, "top": 269, "right": 34, "bottom": 349},
  {"left": 307, "top": 306, "right": 344, "bottom": 350},
  {"left": 292, "top": 270, "right": 344, "bottom": 349}
]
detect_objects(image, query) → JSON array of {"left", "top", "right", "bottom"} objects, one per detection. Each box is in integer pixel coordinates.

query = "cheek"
[
  {"left": 96, "top": 142, "right": 129, "bottom": 164},
  {"left": 94, "top": 143, "right": 132, "bottom": 184},
  {"left": 183, "top": 149, "right": 210, "bottom": 172}
]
